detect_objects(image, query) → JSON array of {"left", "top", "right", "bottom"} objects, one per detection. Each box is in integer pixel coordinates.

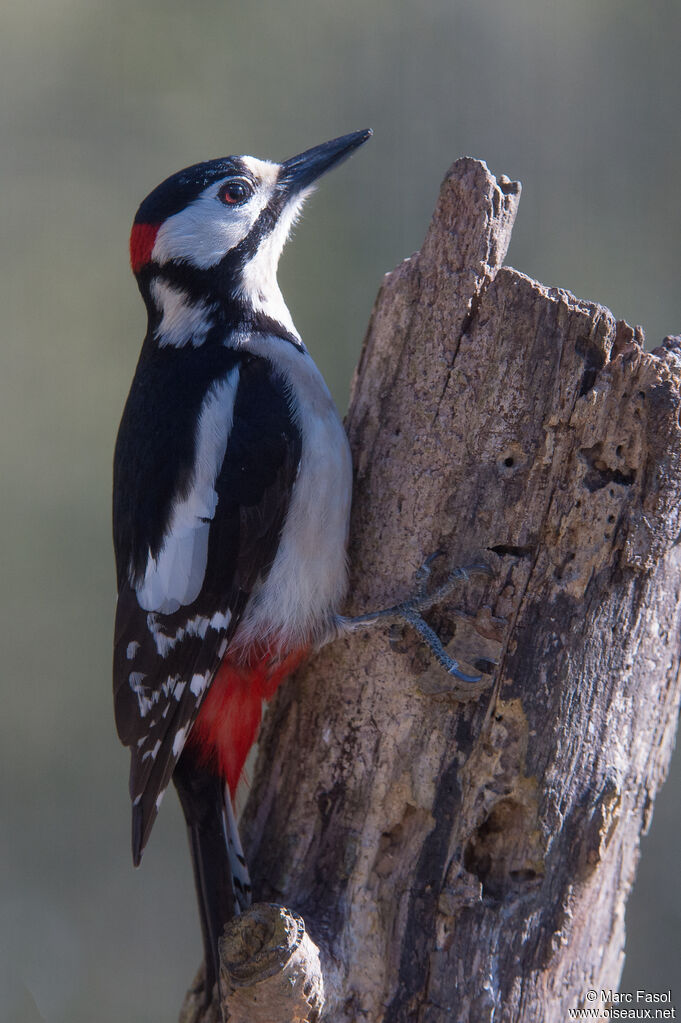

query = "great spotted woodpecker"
[
  {"left": 113, "top": 131, "right": 371, "bottom": 995},
  {"left": 113, "top": 129, "right": 487, "bottom": 999}
]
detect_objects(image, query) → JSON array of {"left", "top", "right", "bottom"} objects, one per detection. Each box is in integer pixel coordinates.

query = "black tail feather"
[{"left": 173, "top": 750, "right": 238, "bottom": 1001}]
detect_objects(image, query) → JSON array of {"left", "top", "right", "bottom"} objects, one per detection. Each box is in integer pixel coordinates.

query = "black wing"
[{"left": 113, "top": 343, "right": 302, "bottom": 862}]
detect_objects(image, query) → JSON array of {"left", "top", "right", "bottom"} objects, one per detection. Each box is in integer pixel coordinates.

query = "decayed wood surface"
[{"left": 181, "top": 158, "right": 681, "bottom": 1022}]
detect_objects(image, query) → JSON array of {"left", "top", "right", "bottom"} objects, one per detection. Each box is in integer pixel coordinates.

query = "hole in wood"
[{"left": 464, "top": 798, "right": 544, "bottom": 898}]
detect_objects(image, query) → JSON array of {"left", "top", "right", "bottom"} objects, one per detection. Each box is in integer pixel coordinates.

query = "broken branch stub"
[
  {"left": 219, "top": 904, "right": 325, "bottom": 1023},
  {"left": 179, "top": 905, "right": 328, "bottom": 1023},
  {"left": 184, "top": 158, "right": 681, "bottom": 1022}
]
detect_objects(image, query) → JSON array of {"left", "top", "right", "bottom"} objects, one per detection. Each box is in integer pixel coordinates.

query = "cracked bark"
[{"left": 180, "top": 159, "right": 681, "bottom": 1022}]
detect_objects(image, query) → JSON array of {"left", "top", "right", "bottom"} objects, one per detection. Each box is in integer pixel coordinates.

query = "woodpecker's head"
[{"left": 130, "top": 130, "right": 371, "bottom": 340}]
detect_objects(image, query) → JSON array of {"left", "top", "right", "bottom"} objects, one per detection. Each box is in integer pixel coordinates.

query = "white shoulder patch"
[{"left": 135, "top": 367, "right": 240, "bottom": 613}]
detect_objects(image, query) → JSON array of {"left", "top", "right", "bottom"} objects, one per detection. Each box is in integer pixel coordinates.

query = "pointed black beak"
[{"left": 280, "top": 129, "right": 372, "bottom": 194}]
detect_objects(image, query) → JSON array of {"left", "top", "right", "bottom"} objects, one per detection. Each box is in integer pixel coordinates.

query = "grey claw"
[
  {"left": 344, "top": 555, "right": 494, "bottom": 690},
  {"left": 400, "top": 608, "right": 483, "bottom": 684},
  {"left": 415, "top": 550, "right": 445, "bottom": 583},
  {"left": 447, "top": 662, "right": 484, "bottom": 684}
]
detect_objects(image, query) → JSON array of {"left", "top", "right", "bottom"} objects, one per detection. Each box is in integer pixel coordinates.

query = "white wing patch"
[{"left": 135, "top": 368, "right": 240, "bottom": 613}]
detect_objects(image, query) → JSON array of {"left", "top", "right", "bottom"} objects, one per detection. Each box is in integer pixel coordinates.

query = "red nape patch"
[
  {"left": 188, "top": 646, "right": 308, "bottom": 797},
  {"left": 129, "top": 222, "right": 160, "bottom": 273}
]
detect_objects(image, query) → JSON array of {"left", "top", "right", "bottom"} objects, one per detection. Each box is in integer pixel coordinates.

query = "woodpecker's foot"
[{"left": 344, "top": 554, "right": 494, "bottom": 684}]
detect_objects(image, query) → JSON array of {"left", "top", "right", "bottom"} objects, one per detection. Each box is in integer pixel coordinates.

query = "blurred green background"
[{"left": 1, "top": 1, "right": 679, "bottom": 1020}]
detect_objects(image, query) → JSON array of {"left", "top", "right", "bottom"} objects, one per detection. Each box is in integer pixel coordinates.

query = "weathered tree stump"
[{"left": 181, "top": 158, "right": 681, "bottom": 1022}]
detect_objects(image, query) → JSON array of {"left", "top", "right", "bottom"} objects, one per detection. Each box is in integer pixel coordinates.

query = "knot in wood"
[{"left": 220, "top": 903, "right": 305, "bottom": 986}]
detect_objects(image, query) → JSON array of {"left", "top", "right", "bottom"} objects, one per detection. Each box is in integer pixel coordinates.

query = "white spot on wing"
[
  {"left": 141, "top": 739, "right": 162, "bottom": 762},
  {"left": 190, "top": 673, "right": 207, "bottom": 696},
  {"left": 129, "top": 671, "right": 154, "bottom": 717},
  {"left": 127, "top": 641, "right": 140, "bottom": 660},
  {"left": 172, "top": 725, "right": 188, "bottom": 757},
  {"left": 210, "top": 609, "right": 232, "bottom": 631}
]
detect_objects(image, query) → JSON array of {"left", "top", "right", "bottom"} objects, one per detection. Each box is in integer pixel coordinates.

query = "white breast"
[{"left": 233, "top": 334, "right": 352, "bottom": 653}]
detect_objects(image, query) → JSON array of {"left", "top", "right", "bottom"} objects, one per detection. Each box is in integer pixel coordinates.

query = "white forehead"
[
  {"left": 152, "top": 157, "right": 281, "bottom": 270},
  {"left": 240, "top": 155, "right": 279, "bottom": 186}
]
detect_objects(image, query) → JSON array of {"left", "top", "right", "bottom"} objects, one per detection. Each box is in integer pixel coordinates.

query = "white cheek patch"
[
  {"left": 135, "top": 368, "right": 240, "bottom": 613},
  {"left": 152, "top": 164, "right": 278, "bottom": 270},
  {"left": 151, "top": 279, "right": 216, "bottom": 347}
]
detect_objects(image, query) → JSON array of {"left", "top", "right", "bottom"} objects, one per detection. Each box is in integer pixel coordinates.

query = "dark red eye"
[{"left": 218, "top": 179, "right": 253, "bottom": 206}]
